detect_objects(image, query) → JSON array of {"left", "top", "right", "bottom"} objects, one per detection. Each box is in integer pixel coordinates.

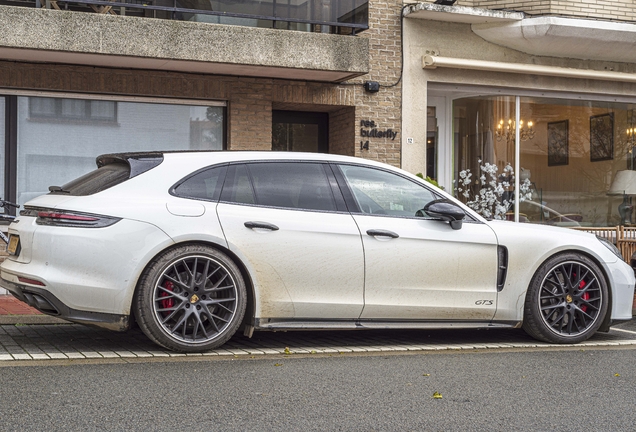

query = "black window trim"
[{"left": 169, "top": 158, "right": 479, "bottom": 222}]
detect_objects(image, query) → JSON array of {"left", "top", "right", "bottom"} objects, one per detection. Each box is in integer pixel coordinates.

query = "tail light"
[{"left": 28, "top": 208, "right": 121, "bottom": 228}]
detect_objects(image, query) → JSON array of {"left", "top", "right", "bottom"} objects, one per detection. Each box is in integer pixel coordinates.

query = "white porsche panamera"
[{"left": 0, "top": 151, "right": 633, "bottom": 352}]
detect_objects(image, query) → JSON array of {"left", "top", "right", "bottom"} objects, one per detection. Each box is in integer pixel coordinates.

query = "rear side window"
[
  {"left": 221, "top": 162, "right": 337, "bottom": 212},
  {"left": 221, "top": 164, "right": 256, "bottom": 205},
  {"left": 57, "top": 163, "right": 130, "bottom": 196},
  {"left": 172, "top": 165, "right": 227, "bottom": 202}
]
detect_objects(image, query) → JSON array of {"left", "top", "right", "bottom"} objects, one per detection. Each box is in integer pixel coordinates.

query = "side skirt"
[{"left": 254, "top": 318, "right": 520, "bottom": 331}]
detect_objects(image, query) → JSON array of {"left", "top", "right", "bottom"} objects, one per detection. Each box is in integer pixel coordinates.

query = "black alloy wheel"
[
  {"left": 523, "top": 253, "right": 608, "bottom": 344},
  {"left": 135, "top": 245, "right": 246, "bottom": 352}
]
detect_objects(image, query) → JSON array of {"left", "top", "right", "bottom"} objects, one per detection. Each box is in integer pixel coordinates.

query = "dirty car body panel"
[{"left": 0, "top": 151, "right": 632, "bottom": 351}]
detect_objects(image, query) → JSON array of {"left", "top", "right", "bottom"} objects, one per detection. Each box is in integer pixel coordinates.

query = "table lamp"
[{"left": 608, "top": 170, "right": 636, "bottom": 225}]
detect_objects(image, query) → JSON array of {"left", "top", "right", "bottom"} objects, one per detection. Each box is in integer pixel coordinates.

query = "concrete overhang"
[
  {"left": 472, "top": 16, "right": 636, "bottom": 63},
  {"left": 0, "top": 5, "right": 368, "bottom": 82},
  {"left": 404, "top": 3, "right": 524, "bottom": 24}
]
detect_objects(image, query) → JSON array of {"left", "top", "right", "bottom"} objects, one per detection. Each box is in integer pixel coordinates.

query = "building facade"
[
  {"left": 403, "top": 0, "right": 636, "bottom": 228},
  {"left": 0, "top": 0, "right": 402, "bottom": 208},
  {"left": 4, "top": 0, "right": 636, "bottom": 230}
]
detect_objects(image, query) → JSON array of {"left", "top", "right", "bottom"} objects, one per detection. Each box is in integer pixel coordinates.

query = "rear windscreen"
[{"left": 56, "top": 163, "right": 130, "bottom": 196}]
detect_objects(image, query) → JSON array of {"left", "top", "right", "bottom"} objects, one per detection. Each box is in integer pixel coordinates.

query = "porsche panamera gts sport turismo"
[{"left": 0, "top": 151, "right": 633, "bottom": 352}]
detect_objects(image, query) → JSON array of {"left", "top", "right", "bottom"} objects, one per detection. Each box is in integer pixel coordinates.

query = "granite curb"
[{"left": 0, "top": 314, "right": 69, "bottom": 325}]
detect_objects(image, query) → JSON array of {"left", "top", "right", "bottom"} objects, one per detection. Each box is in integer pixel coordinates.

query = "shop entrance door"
[{"left": 272, "top": 111, "right": 328, "bottom": 153}]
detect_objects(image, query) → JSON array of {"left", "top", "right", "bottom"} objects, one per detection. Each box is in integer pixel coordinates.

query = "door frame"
[{"left": 272, "top": 110, "right": 329, "bottom": 153}]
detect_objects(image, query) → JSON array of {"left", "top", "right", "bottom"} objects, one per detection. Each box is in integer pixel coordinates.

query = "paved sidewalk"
[
  {"left": 0, "top": 295, "right": 67, "bottom": 325},
  {"left": 0, "top": 323, "right": 635, "bottom": 362}
]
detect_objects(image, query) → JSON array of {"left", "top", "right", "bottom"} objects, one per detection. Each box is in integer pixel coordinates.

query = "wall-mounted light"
[{"left": 363, "top": 81, "right": 380, "bottom": 93}]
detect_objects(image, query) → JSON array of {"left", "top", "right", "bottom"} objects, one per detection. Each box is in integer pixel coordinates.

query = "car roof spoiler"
[{"left": 96, "top": 152, "right": 164, "bottom": 179}]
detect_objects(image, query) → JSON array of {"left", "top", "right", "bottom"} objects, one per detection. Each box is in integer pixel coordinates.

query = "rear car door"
[
  {"left": 216, "top": 162, "right": 365, "bottom": 321},
  {"left": 333, "top": 163, "right": 499, "bottom": 321}
]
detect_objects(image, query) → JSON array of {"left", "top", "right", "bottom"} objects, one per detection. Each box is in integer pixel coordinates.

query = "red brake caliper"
[
  {"left": 579, "top": 279, "right": 589, "bottom": 312},
  {"left": 160, "top": 281, "right": 175, "bottom": 315}
]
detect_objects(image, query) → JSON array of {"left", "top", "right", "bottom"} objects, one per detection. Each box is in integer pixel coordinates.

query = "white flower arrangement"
[{"left": 456, "top": 160, "right": 533, "bottom": 220}]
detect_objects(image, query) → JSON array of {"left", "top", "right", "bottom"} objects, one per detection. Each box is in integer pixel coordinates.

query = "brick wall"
[
  {"left": 421, "top": 0, "right": 636, "bottom": 22},
  {"left": 330, "top": 107, "right": 356, "bottom": 156},
  {"left": 227, "top": 79, "right": 273, "bottom": 151},
  {"left": 351, "top": 0, "right": 403, "bottom": 166}
]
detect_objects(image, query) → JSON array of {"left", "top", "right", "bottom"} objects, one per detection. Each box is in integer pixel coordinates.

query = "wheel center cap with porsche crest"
[
  {"left": 566, "top": 294, "right": 573, "bottom": 304},
  {"left": 190, "top": 294, "right": 199, "bottom": 304}
]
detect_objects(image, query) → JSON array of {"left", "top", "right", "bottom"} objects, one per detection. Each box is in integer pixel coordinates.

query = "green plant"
[{"left": 416, "top": 173, "right": 444, "bottom": 190}]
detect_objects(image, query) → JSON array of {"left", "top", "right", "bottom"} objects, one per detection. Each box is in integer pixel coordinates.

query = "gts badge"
[{"left": 475, "top": 300, "right": 493, "bottom": 306}]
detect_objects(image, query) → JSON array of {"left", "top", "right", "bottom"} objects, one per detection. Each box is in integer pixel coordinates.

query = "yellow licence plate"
[{"left": 7, "top": 235, "right": 19, "bottom": 255}]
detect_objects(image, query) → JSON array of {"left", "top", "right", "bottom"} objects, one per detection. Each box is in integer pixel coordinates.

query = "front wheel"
[
  {"left": 134, "top": 245, "right": 246, "bottom": 352},
  {"left": 522, "top": 253, "right": 608, "bottom": 344}
]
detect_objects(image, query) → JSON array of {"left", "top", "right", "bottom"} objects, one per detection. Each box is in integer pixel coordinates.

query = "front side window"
[
  {"left": 337, "top": 165, "right": 438, "bottom": 217},
  {"left": 221, "top": 162, "right": 337, "bottom": 212}
]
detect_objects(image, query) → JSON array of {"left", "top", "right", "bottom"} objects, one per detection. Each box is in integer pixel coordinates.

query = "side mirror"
[{"left": 421, "top": 199, "right": 465, "bottom": 230}]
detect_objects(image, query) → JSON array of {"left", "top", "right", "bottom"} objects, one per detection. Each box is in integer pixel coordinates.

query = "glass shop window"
[
  {"left": 16, "top": 96, "right": 225, "bottom": 206},
  {"left": 453, "top": 93, "right": 635, "bottom": 227}
]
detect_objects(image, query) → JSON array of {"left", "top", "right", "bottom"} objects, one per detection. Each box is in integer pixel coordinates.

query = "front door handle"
[
  {"left": 244, "top": 221, "right": 279, "bottom": 231},
  {"left": 366, "top": 229, "right": 399, "bottom": 239}
]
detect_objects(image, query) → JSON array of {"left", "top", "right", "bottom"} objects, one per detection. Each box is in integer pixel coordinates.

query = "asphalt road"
[{"left": 0, "top": 345, "right": 635, "bottom": 431}]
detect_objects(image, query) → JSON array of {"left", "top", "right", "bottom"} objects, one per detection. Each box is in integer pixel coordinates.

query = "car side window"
[
  {"left": 221, "top": 164, "right": 256, "bottom": 205},
  {"left": 221, "top": 162, "right": 337, "bottom": 212},
  {"left": 172, "top": 164, "right": 227, "bottom": 201},
  {"left": 247, "top": 162, "right": 337, "bottom": 211},
  {"left": 337, "top": 164, "right": 438, "bottom": 217}
]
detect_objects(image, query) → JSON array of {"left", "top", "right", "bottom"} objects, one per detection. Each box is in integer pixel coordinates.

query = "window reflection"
[
  {"left": 453, "top": 93, "right": 636, "bottom": 227},
  {"left": 17, "top": 97, "right": 225, "bottom": 206},
  {"left": 520, "top": 98, "right": 634, "bottom": 227}
]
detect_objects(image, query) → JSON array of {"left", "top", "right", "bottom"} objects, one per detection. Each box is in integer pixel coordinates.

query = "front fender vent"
[{"left": 497, "top": 246, "right": 508, "bottom": 292}]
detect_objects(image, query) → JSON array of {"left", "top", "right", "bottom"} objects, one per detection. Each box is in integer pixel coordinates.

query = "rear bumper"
[{"left": 0, "top": 279, "right": 130, "bottom": 331}]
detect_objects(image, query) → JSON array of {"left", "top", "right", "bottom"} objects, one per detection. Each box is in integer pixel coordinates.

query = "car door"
[
  {"left": 333, "top": 163, "right": 499, "bottom": 321},
  {"left": 216, "top": 161, "right": 365, "bottom": 321}
]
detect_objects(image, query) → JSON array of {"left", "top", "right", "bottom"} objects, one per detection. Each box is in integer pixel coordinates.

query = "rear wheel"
[
  {"left": 134, "top": 245, "right": 246, "bottom": 352},
  {"left": 523, "top": 253, "right": 608, "bottom": 344}
]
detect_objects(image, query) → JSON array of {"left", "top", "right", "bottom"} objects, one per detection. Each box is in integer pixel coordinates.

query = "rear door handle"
[
  {"left": 366, "top": 229, "right": 399, "bottom": 239},
  {"left": 244, "top": 221, "right": 279, "bottom": 231}
]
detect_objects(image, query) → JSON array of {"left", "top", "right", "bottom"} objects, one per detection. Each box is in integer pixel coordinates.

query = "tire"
[
  {"left": 134, "top": 244, "right": 246, "bottom": 352},
  {"left": 522, "top": 252, "right": 608, "bottom": 344}
]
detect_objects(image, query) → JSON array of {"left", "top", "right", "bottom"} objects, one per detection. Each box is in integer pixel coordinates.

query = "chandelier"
[{"left": 495, "top": 119, "right": 535, "bottom": 144}]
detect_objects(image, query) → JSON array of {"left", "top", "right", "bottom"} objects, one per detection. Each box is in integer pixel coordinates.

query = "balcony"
[
  {"left": 0, "top": 1, "right": 369, "bottom": 82},
  {"left": 2, "top": 0, "right": 368, "bottom": 34}
]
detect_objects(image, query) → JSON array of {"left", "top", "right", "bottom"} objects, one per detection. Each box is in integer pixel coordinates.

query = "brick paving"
[
  {"left": 0, "top": 324, "right": 634, "bottom": 362},
  {"left": 0, "top": 296, "right": 42, "bottom": 315},
  {"left": 0, "top": 295, "right": 635, "bottom": 362}
]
